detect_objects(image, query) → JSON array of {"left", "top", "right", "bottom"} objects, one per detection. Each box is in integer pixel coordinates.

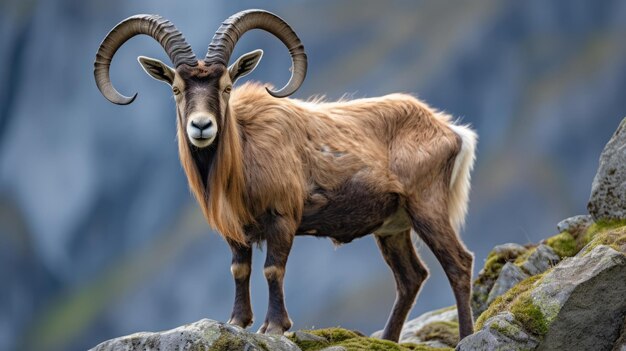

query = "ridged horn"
[
  {"left": 94, "top": 15, "right": 198, "bottom": 105},
  {"left": 205, "top": 9, "right": 307, "bottom": 98}
]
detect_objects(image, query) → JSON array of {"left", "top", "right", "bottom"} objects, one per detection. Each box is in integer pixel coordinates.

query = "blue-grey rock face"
[
  {"left": 3, "top": 1, "right": 626, "bottom": 351},
  {"left": 486, "top": 262, "right": 529, "bottom": 305},
  {"left": 589, "top": 117, "right": 626, "bottom": 221}
]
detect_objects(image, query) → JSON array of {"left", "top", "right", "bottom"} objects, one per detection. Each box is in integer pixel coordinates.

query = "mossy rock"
[
  {"left": 475, "top": 274, "right": 545, "bottom": 333},
  {"left": 89, "top": 319, "right": 300, "bottom": 351},
  {"left": 413, "top": 321, "right": 459, "bottom": 348},
  {"left": 465, "top": 245, "right": 626, "bottom": 351},
  {"left": 471, "top": 243, "right": 528, "bottom": 318},
  {"left": 544, "top": 231, "right": 577, "bottom": 258},
  {"left": 475, "top": 222, "right": 626, "bottom": 335},
  {"left": 288, "top": 327, "right": 452, "bottom": 351},
  {"left": 580, "top": 219, "right": 626, "bottom": 254},
  {"left": 541, "top": 219, "right": 626, "bottom": 259}
]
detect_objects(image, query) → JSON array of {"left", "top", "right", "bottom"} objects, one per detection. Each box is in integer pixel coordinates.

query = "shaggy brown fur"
[{"left": 181, "top": 81, "right": 463, "bottom": 243}]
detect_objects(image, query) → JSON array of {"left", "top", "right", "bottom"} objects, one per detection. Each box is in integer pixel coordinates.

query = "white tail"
[{"left": 448, "top": 123, "right": 477, "bottom": 234}]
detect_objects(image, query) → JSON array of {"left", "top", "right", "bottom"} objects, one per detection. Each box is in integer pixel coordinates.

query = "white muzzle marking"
[{"left": 187, "top": 113, "right": 217, "bottom": 148}]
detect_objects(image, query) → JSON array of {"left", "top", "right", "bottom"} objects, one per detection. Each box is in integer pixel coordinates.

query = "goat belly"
[{"left": 296, "top": 179, "right": 401, "bottom": 243}]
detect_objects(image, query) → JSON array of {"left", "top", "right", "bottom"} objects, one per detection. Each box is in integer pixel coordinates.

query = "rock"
[
  {"left": 319, "top": 347, "right": 347, "bottom": 351},
  {"left": 467, "top": 245, "right": 626, "bottom": 351},
  {"left": 471, "top": 243, "right": 528, "bottom": 318},
  {"left": 588, "top": 117, "right": 626, "bottom": 221},
  {"left": 556, "top": 215, "right": 594, "bottom": 235},
  {"left": 613, "top": 317, "right": 626, "bottom": 351},
  {"left": 519, "top": 244, "right": 560, "bottom": 275},
  {"left": 413, "top": 320, "right": 459, "bottom": 348},
  {"left": 289, "top": 331, "right": 328, "bottom": 343},
  {"left": 486, "top": 262, "right": 529, "bottom": 305},
  {"left": 89, "top": 319, "right": 301, "bottom": 351},
  {"left": 373, "top": 306, "right": 461, "bottom": 348},
  {"left": 456, "top": 312, "right": 540, "bottom": 351},
  {"left": 490, "top": 243, "right": 529, "bottom": 258},
  {"left": 536, "top": 245, "right": 626, "bottom": 350}
]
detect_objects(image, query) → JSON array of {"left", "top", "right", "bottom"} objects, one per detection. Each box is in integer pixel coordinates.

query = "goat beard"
[
  {"left": 177, "top": 117, "right": 251, "bottom": 246},
  {"left": 190, "top": 134, "right": 219, "bottom": 190}
]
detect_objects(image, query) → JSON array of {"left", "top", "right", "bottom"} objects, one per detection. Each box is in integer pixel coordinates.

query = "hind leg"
[
  {"left": 375, "top": 230, "right": 429, "bottom": 342},
  {"left": 407, "top": 199, "right": 474, "bottom": 339}
]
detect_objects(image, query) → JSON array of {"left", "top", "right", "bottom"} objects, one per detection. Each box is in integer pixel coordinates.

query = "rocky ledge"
[{"left": 90, "top": 319, "right": 451, "bottom": 351}]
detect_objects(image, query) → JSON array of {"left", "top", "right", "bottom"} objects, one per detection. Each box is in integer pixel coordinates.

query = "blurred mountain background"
[{"left": 2, "top": 1, "right": 626, "bottom": 350}]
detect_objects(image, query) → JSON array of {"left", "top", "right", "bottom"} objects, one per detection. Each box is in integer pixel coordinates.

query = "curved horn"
[
  {"left": 205, "top": 9, "right": 307, "bottom": 98},
  {"left": 94, "top": 15, "right": 197, "bottom": 105}
]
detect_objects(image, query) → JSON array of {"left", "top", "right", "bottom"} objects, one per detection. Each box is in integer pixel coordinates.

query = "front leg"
[
  {"left": 227, "top": 240, "right": 253, "bottom": 328},
  {"left": 258, "top": 217, "right": 295, "bottom": 335}
]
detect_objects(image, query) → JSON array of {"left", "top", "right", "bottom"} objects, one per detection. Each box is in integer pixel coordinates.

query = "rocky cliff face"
[
  {"left": 455, "top": 117, "right": 626, "bottom": 351},
  {"left": 89, "top": 118, "right": 626, "bottom": 350}
]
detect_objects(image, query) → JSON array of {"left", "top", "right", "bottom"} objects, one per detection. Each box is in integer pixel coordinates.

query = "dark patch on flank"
[{"left": 296, "top": 177, "right": 400, "bottom": 243}]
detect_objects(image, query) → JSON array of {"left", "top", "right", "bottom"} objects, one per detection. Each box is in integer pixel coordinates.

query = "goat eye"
[
  {"left": 223, "top": 86, "right": 232, "bottom": 94},
  {"left": 173, "top": 87, "right": 181, "bottom": 95}
]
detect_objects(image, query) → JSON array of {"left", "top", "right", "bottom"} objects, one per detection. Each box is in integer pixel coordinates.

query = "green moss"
[
  {"left": 209, "top": 333, "right": 247, "bottom": 351},
  {"left": 582, "top": 224, "right": 626, "bottom": 254},
  {"left": 545, "top": 232, "right": 577, "bottom": 258},
  {"left": 306, "top": 327, "right": 360, "bottom": 343},
  {"left": 473, "top": 247, "right": 528, "bottom": 302},
  {"left": 290, "top": 327, "right": 452, "bottom": 351},
  {"left": 513, "top": 246, "right": 536, "bottom": 266},
  {"left": 414, "top": 321, "right": 459, "bottom": 347},
  {"left": 257, "top": 340, "right": 270, "bottom": 351},
  {"left": 475, "top": 274, "right": 542, "bottom": 330},
  {"left": 476, "top": 272, "right": 551, "bottom": 337},
  {"left": 510, "top": 294, "right": 548, "bottom": 336},
  {"left": 489, "top": 321, "right": 517, "bottom": 336},
  {"left": 581, "top": 219, "right": 626, "bottom": 247}
]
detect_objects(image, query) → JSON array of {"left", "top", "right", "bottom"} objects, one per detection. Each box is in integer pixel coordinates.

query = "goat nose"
[{"left": 191, "top": 119, "right": 212, "bottom": 130}]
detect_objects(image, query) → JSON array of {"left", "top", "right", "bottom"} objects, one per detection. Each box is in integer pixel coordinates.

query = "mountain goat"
[{"left": 94, "top": 9, "right": 477, "bottom": 342}]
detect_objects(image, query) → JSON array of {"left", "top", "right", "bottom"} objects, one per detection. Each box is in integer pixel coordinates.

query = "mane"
[{"left": 178, "top": 105, "right": 252, "bottom": 246}]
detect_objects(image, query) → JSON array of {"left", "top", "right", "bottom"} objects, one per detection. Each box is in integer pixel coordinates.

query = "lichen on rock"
[
  {"left": 471, "top": 243, "right": 528, "bottom": 318},
  {"left": 372, "top": 305, "right": 458, "bottom": 347},
  {"left": 475, "top": 274, "right": 543, "bottom": 332},
  {"left": 456, "top": 312, "right": 540, "bottom": 351},
  {"left": 413, "top": 321, "right": 459, "bottom": 348}
]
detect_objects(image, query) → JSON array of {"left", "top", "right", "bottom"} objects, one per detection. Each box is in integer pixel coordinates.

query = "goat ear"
[
  {"left": 228, "top": 49, "right": 263, "bottom": 84},
  {"left": 137, "top": 56, "right": 175, "bottom": 85}
]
